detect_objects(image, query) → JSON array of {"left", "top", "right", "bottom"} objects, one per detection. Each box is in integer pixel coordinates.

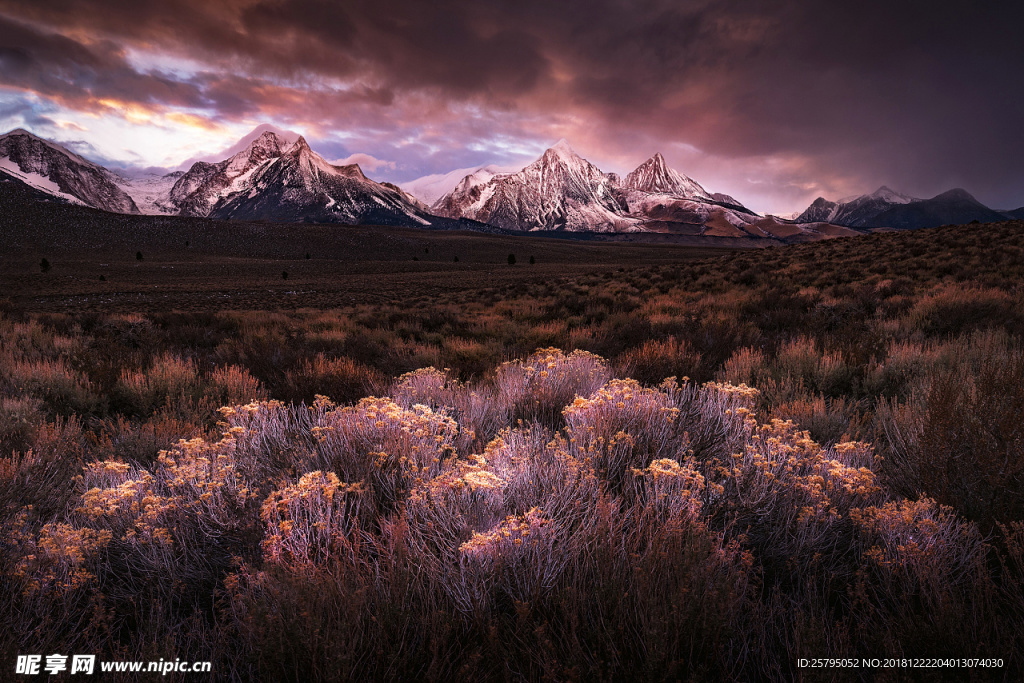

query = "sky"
[{"left": 0, "top": 0, "right": 1022, "bottom": 215}]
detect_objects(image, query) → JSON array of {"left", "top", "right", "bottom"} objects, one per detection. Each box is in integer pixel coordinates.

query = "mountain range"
[
  {"left": 426, "top": 142, "right": 848, "bottom": 241},
  {"left": 1, "top": 126, "right": 1019, "bottom": 240},
  {"left": 795, "top": 185, "right": 1014, "bottom": 229}
]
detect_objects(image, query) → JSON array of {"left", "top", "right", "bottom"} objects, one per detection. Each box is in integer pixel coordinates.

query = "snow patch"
[{"left": 0, "top": 156, "right": 85, "bottom": 204}]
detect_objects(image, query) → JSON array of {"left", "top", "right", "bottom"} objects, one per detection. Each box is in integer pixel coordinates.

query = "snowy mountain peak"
[
  {"left": 0, "top": 127, "right": 139, "bottom": 213},
  {"left": 282, "top": 136, "right": 367, "bottom": 182},
  {"left": 433, "top": 140, "right": 640, "bottom": 232},
  {"left": 623, "top": 152, "right": 710, "bottom": 200},
  {"left": 197, "top": 124, "right": 301, "bottom": 166},
  {"left": 795, "top": 183, "right": 1000, "bottom": 228},
  {"left": 543, "top": 139, "right": 582, "bottom": 163},
  {"left": 287, "top": 136, "right": 311, "bottom": 154},
  {"left": 1, "top": 128, "right": 94, "bottom": 167},
  {"left": 252, "top": 130, "right": 291, "bottom": 153},
  {"left": 224, "top": 130, "right": 292, "bottom": 175},
  {"left": 162, "top": 127, "right": 432, "bottom": 226},
  {"left": 869, "top": 186, "right": 915, "bottom": 204}
]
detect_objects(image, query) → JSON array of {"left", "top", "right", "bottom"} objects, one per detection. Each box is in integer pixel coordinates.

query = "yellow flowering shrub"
[
  {"left": 563, "top": 379, "right": 681, "bottom": 486},
  {"left": 494, "top": 348, "right": 611, "bottom": 426},
  {"left": 261, "top": 471, "right": 367, "bottom": 566},
  {"left": 12, "top": 519, "right": 111, "bottom": 596},
  {"left": 307, "top": 396, "right": 459, "bottom": 511}
]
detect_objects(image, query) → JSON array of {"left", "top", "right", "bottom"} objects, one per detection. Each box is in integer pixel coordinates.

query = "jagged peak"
[
  {"left": 543, "top": 139, "right": 581, "bottom": 162},
  {"left": 2, "top": 127, "right": 35, "bottom": 138},
  {"left": 238, "top": 130, "right": 291, "bottom": 158},
  {"left": 632, "top": 152, "right": 672, "bottom": 176},
  {"left": 859, "top": 185, "right": 916, "bottom": 205},
  {"left": 334, "top": 162, "right": 367, "bottom": 180},
  {"left": 623, "top": 151, "right": 709, "bottom": 199},
  {"left": 279, "top": 136, "right": 368, "bottom": 181},
  {"left": 287, "top": 136, "right": 311, "bottom": 154}
]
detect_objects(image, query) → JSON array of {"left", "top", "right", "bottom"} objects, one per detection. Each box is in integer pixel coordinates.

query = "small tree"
[
  {"left": 507, "top": 253, "right": 516, "bottom": 265},
  {"left": 454, "top": 255, "right": 459, "bottom": 262},
  {"left": 305, "top": 252, "right": 311, "bottom": 259},
  {"left": 99, "top": 275, "right": 106, "bottom": 281},
  {"left": 282, "top": 271, "right": 288, "bottom": 280},
  {"left": 136, "top": 251, "right": 143, "bottom": 261},
  {"left": 39, "top": 258, "right": 50, "bottom": 273},
  {"left": 529, "top": 255, "right": 536, "bottom": 265}
]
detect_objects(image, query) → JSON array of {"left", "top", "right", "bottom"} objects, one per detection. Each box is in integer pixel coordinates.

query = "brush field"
[{"left": 2, "top": 203, "right": 1024, "bottom": 680}]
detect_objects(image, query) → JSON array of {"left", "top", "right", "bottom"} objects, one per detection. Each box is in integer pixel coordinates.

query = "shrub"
[
  {"left": 303, "top": 396, "right": 459, "bottom": 513},
  {"left": 494, "top": 348, "right": 610, "bottom": 427},
  {"left": 113, "top": 353, "right": 201, "bottom": 417},
  {"left": 0, "top": 356, "right": 104, "bottom": 417},
  {"left": 562, "top": 378, "right": 682, "bottom": 488},
  {"left": 905, "top": 284, "right": 1021, "bottom": 338},
  {"left": 879, "top": 348, "right": 1024, "bottom": 528},
  {"left": 261, "top": 471, "right": 368, "bottom": 566},
  {"left": 617, "top": 336, "right": 702, "bottom": 385},
  {"left": 286, "top": 354, "right": 382, "bottom": 405}
]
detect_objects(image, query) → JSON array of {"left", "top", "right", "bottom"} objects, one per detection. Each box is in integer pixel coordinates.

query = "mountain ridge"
[
  {"left": 796, "top": 186, "right": 1007, "bottom": 229},
  {"left": 0, "top": 129, "right": 140, "bottom": 213}
]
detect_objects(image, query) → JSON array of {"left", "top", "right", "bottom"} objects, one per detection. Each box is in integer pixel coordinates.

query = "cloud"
[{"left": 330, "top": 152, "right": 395, "bottom": 173}]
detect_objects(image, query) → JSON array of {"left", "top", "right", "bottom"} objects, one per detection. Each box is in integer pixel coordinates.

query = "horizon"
[{"left": 1, "top": 1, "right": 1023, "bottom": 215}]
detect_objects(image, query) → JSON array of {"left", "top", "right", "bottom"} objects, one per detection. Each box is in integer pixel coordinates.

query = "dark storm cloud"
[
  {"left": 0, "top": 14, "right": 212, "bottom": 114},
  {"left": 1, "top": 0, "right": 1022, "bottom": 209}
]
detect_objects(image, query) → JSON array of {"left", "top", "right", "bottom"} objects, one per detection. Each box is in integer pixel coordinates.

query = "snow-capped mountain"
[
  {"left": 0, "top": 129, "right": 139, "bottom": 213},
  {"left": 403, "top": 164, "right": 516, "bottom": 205},
  {"left": 432, "top": 143, "right": 771, "bottom": 235},
  {"left": 796, "top": 186, "right": 917, "bottom": 226},
  {"left": 201, "top": 135, "right": 436, "bottom": 226},
  {"left": 169, "top": 130, "right": 296, "bottom": 216},
  {"left": 622, "top": 152, "right": 711, "bottom": 200},
  {"left": 796, "top": 185, "right": 1007, "bottom": 229},
  {"left": 432, "top": 140, "right": 636, "bottom": 232}
]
